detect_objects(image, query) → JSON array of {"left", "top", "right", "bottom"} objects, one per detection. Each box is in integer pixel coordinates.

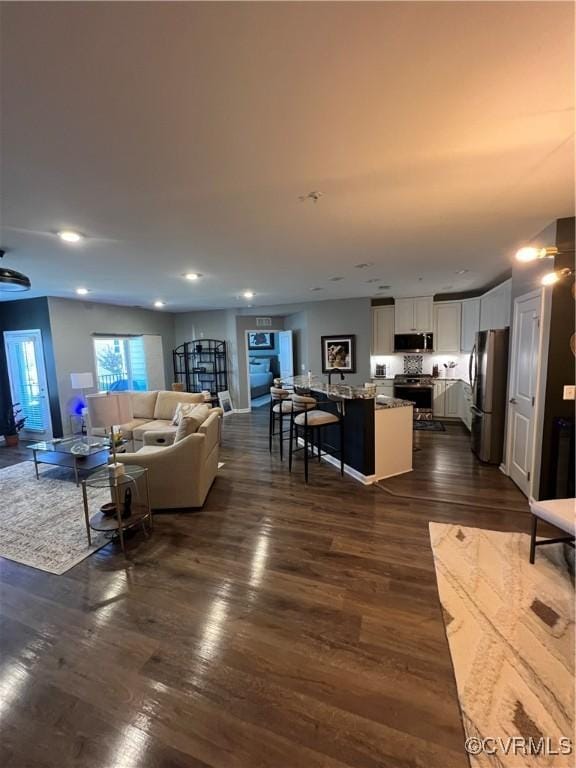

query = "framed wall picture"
[
  {"left": 248, "top": 332, "right": 274, "bottom": 350},
  {"left": 218, "top": 390, "right": 234, "bottom": 415},
  {"left": 321, "top": 335, "right": 356, "bottom": 373}
]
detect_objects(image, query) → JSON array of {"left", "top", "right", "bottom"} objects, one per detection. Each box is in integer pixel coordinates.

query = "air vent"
[{"left": 255, "top": 317, "right": 272, "bottom": 328}]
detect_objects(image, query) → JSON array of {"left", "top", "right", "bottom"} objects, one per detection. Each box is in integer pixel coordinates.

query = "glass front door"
[{"left": 3, "top": 329, "right": 53, "bottom": 436}]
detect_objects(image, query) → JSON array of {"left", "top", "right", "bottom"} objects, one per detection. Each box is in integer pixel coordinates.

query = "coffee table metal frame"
[{"left": 28, "top": 437, "right": 114, "bottom": 486}]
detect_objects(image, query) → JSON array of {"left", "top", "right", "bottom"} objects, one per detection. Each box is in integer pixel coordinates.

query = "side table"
[{"left": 81, "top": 464, "right": 152, "bottom": 557}]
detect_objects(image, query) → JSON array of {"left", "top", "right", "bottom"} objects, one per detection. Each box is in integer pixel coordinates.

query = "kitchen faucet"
[{"left": 328, "top": 368, "right": 345, "bottom": 385}]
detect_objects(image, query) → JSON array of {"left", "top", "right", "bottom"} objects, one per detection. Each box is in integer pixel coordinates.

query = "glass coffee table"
[{"left": 28, "top": 436, "right": 118, "bottom": 486}]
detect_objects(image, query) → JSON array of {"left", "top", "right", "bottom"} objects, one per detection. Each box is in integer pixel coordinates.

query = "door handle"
[{"left": 509, "top": 397, "right": 517, "bottom": 405}]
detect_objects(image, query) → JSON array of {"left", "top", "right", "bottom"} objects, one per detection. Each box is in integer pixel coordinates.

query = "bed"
[{"left": 249, "top": 356, "right": 277, "bottom": 398}]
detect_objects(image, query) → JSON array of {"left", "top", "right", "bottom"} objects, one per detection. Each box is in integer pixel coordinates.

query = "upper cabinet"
[
  {"left": 461, "top": 298, "right": 480, "bottom": 353},
  {"left": 479, "top": 280, "right": 511, "bottom": 331},
  {"left": 395, "top": 296, "right": 433, "bottom": 333},
  {"left": 371, "top": 306, "right": 395, "bottom": 355},
  {"left": 433, "top": 302, "right": 462, "bottom": 353}
]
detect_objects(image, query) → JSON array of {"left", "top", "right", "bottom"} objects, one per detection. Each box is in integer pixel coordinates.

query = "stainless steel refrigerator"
[{"left": 469, "top": 328, "right": 509, "bottom": 464}]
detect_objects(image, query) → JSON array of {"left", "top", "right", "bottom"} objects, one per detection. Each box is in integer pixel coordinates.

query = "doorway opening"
[
  {"left": 3, "top": 329, "right": 53, "bottom": 438},
  {"left": 245, "top": 329, "right": 294, "bottom": 409}
]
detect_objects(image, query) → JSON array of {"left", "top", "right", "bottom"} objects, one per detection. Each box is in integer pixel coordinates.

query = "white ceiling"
[{"left": 1, "top": 2, "right": 574, "bottom": 311}]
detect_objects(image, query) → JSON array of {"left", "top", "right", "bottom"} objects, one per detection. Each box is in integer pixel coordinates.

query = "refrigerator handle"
[{"left": 469, "top": 345, "right": 476, "bottom": 387}]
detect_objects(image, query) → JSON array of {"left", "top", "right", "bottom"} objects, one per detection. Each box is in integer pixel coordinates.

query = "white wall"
[{"left": 48, "top": 297, "right": 175, "bottom": 433}]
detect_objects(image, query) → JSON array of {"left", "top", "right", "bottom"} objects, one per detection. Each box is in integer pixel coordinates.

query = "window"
[{"left": 93, "top": 337, "right": 148, "bottom": 392}]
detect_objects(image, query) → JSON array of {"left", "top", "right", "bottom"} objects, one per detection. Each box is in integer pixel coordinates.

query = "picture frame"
[
  {"left": 321, "top": 335, "right": 356, "bottom": 374},
  {"left": 248, "top": 332, "right": 274, "bottom": 350},
  {"left": 217, "top": 390, "right": 234, "bottom": 415}
]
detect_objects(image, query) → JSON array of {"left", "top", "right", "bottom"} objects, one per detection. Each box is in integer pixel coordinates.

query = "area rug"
[
  {"left": 429, "top": 523, "right": 574, "bottom": 767},
  {"left": 0, "top": 462, "right": 110, "bottom": 575},
  {"left": 413, "top": 420, "right": 445, "bottom": 431}
]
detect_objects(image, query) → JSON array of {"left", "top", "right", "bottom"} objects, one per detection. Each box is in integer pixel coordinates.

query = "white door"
[
  {"left": 278, "top": 331, "right": 294, "bottom": 379},
  {"left": 4, "top": 329, "right": 53, "bottom": 437},
  {"left": 508, "top": 294, "right": 541, "bottom": 495}
]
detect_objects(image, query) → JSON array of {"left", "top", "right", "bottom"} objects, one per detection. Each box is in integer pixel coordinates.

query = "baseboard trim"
[
  {"left": 233, "top": 408, "right": 251, "bottom": 414},
  {"left": 295, "top": 437, "right": 383, "bottom": 485}
]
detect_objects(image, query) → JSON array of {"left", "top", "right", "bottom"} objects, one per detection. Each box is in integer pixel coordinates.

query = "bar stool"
[
  {"left": 289, "top": 394, "right": 344, "bottom": 483},
  {"left": 269, "top": 387, "right": 315, "bottom": 461}
]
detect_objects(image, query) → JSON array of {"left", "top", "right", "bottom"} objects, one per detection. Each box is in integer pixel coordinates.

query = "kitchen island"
[{"left": 280, "top": 375, "right": 413, "bottom": 484}]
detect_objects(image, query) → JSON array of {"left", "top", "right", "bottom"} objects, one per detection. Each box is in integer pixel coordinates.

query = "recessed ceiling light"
[
  {"left": 455, "top": 269, "right": 469, "bottom": 275},
  {"left": 58, "top": 230, "right": 83, "bottom": 243},
  {"left": 184, "top": 273, "right": 201, "bottom": 281},
  {"left": 329, "top": 276, "right": 344, "bottom": 282},
  {"left": 154, "top": 300, "right": 165, "bottom": 308},
  {"left": 354, "top": 262, "right": 373, "bottom": 269},
  {"left": 75, "top": 287, "right": 89, "bottom": 295},
  {"left": 243, "top": 291, "right": 255, "bottom": 299},
  {"left": 310, "top": 287, "right": 323, "bottom": 292}
]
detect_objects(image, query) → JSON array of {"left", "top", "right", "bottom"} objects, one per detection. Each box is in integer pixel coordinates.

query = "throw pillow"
[
  {"left": 174, "top": 405, "right": 210, "bottom": 440},
  {"left": 172, "top": 401, "right": 209, "bottom": 425}
]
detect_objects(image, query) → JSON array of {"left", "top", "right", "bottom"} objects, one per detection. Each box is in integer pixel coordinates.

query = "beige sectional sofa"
[
  {"left": 89, "top": 390, "right": 219, "bottom": 448},
  {"left": 115, "top": 409, "right": 221, "bottom": 509}
]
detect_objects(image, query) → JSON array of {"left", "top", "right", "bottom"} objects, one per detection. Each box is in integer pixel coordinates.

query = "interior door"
[
  {"left": 508, "top": 294, "right": 541, "bottom": 495},
  {"left": 278, "top": 331, "right": 294, "bottom": 379},
  {"left": 3, "top": 329, "right": 53, "bottom": 437}
]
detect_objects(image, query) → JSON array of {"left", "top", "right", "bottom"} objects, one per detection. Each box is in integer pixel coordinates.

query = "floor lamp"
[
  {"left": 70, "top": 372, "right": 94, "bottom": 434},
  {"left": 86, "top": 392, "right": 133, "bottom": 475}
]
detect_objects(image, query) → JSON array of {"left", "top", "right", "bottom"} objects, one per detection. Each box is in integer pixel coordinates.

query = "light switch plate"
[{"left": 563, "top": 385, "right": 575, "bottom": 400}]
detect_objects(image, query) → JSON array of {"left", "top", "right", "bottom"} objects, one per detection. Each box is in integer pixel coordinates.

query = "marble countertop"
[
  {"left": 281, "top": 374, "right": 376, "bottom": 400},
  {"left": 375, "top": 395, "right": 414, "bottom": 410}
]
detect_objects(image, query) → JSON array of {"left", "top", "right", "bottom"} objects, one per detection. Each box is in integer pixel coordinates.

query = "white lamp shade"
[
  {"left": 70, "top": 372, "right": 94, "bottom": 389},
  {"left": 86, "top": 392, "right": 133, "bottom": 428}
]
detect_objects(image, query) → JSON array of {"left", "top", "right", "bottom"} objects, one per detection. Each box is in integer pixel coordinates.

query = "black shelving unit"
[{"left": 172, "top": 339, "right": 228, "bottom": 397}]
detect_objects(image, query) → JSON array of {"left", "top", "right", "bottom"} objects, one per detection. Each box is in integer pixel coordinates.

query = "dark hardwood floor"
[{"left": 0, "top": 413, "right": 529, "bottom": 768}]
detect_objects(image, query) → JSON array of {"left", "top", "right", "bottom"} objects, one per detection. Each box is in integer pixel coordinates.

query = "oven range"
[{"left": 393, "top": 375, "right": 434, "bottom": 421}]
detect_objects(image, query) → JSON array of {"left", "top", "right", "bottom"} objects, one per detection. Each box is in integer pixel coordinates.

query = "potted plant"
[{"left": 2, "top": 403, "right": 27, "bottom": 446}]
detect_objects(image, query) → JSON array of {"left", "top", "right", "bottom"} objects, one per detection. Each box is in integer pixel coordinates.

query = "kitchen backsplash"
[{"left": 371, "top": 353, "right": 470, "bottom": 381}]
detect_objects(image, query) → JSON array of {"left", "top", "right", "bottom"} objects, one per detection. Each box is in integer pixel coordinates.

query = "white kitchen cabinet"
[
  {"left": 395, "top": 296, "right": 433, "bottom": 333},
  {"left": 480, "top": 279, "right": 511, "bottom": 331},
  {"left": 374, "top": 381, "right": 395, "bottom": 398},
  {"left": 460, "top": 382, "right": 473, "bottom": 431},
  {"left": 461, "top": 298, "right": 480, "bottom": 353},
  {"left": 444, "top": 380, "right": 461, "bottom": 418},
  {"left": 433, "top": 379, "right": 462, "bottom": 419},
  {"left": 433, "top": 302, "right": 462, "bottom": 353},
  {"left": 371, "top": 306, "right": 395, "bottom": 355},
  {"left": 433, "top": 380, "right": 446, "bottom": 417}
]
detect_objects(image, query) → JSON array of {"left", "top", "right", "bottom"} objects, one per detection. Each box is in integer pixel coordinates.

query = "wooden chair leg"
[{"left": 529, "top": 515, "right": 538, "bottom": 564}]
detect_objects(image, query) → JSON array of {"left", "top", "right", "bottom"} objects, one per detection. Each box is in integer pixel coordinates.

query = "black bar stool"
[
  {"left": 289, "top": 394, "right": 344, "bottom": 483},
  {"left": 269, "top": 387, "right": 315, "bottom": 460}
]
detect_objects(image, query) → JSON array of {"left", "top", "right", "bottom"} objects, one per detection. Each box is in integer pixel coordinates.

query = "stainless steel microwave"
[{"left": 394, "top": 333, "right": 434, "bottom": 353}]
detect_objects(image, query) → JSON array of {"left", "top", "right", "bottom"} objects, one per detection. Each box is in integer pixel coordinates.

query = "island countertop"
[
  {"left": 375, "top": 395, "right": 413, "bottom": 410},
  {"left": 280, "top": 374, "right": 376, "bottom": 400}
]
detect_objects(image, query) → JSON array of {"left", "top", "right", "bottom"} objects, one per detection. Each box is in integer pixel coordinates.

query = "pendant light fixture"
[{"left": 0, "top": 249, "right": 31, "bottom": 292}]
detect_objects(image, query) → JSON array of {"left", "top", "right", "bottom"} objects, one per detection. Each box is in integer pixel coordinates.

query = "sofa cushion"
[
  {"left": 174, "top": 405, "right": 211, "bottom": 442},
  {"left": 131, "top": 391, "right": 159, "bottom": 419},
  {"left": 172, "top": 400, "right": 207, "bottom": 425},
  {"left": 153, "top": 391, "right": 205, "bottom": 421},
  {"left": 132, "top": 419, "right": 174, "bottom": 442},
  {"left": 117, "top": 418, "right": 151, "bottom": 439}
]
